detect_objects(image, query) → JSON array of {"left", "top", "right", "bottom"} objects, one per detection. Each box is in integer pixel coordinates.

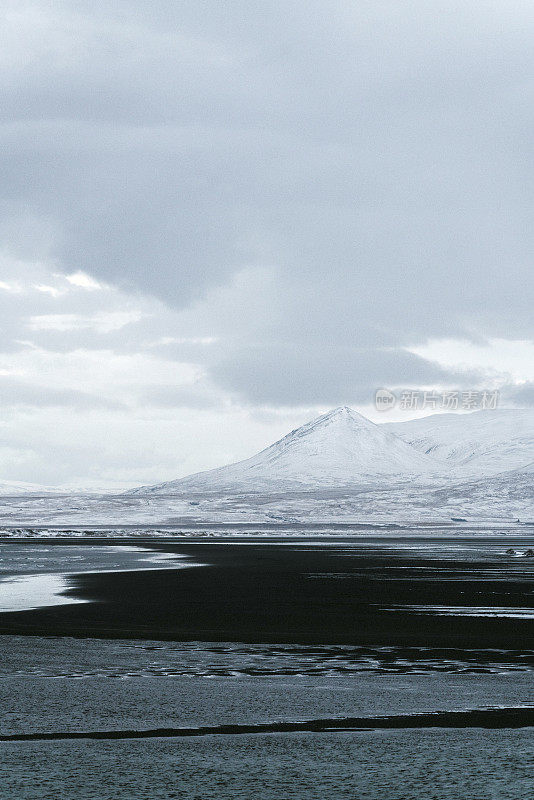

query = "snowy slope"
[
  {"left": 0, "top": 481, "right": 106, "bottom": 496},
  {"left": 0, "top": 480, "right": 59, "bottom": 496},
  {"left": 386, "top": 409, "right": 534, "bottom": 477},
  {"left": 131, "top": 406, "right": 443, "bottom": 494}
]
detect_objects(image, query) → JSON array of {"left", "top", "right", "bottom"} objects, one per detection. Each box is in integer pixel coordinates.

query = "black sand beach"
[{"left": 0, "top": 539, "right": 532, "bottom": 649}]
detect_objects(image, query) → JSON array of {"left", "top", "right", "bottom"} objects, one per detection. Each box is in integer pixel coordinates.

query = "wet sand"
[{"left": 0, "top": 540, "right": 532, "bottom": 649}]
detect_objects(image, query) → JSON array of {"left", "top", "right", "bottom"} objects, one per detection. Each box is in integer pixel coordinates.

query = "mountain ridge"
[
  {"left": 128, "top": 405, "right": 444, "bottom": 494},
  {"left": 385, "top": 408, "right": 534, "bottom": 478}
]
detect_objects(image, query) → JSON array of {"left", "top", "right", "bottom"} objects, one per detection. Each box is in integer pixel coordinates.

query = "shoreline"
[{"left": 0, "top": 545, "right": 204, "bottom": 613}]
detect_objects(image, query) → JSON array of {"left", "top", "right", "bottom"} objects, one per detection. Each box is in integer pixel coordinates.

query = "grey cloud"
[
  {"left": 1, "top": 1, "right": 534, "bottom": 406},
  {"left": 502, "top": 382, "right": 534, "bottom": 407},
  {"left": 210, "top": 344, "right": 485, "bottom": 406},
  {"left": 0, "top": 378, "right": 124, "bottom": 410},
  {"left": 140, "top": 384, "right": 222, "bottom": 409}
]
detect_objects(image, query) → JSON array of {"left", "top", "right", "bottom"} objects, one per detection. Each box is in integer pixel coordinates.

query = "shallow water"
[
  {"left": 2, "top": 635, "right": 533, "bottom": 679},
  {"left": 1, "top": 729, "right": 533, "bottom": 800},
  {"left": 1, "top": 635, "right": 532, "bottom": 735},
  {"left": 0, "top": 544, "right": 202, "bottom": 611}
]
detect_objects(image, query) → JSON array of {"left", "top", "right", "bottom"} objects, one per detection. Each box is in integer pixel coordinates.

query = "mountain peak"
[
  {"left": 323, "top": 405, "right": 358, "bottom": 417},
  {"left": 300, "top": 405, "right": 377, "bottom": 435},
  {"left": 323, "top": 405, "right": 354, "bottom": 419},
  {"left": 131, "top": 405, "right": 439, "bottom": 494}
]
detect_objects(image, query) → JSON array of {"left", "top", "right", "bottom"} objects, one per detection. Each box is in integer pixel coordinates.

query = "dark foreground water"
[
  {"left": 0, "top": 537, "right": 533, "bottom": 799},
  {"left": 2, "top": 730, "right": 533, "bottom": 800}
]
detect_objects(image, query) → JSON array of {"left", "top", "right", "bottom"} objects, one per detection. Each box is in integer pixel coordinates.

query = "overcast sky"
[{"left": 1, "top": 1, "right": 534, "bottom": 488}]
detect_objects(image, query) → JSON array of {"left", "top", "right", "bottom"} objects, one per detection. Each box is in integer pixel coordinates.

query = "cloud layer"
[{"left": 1, "top": 1, "right": 533, "bottom": 485}]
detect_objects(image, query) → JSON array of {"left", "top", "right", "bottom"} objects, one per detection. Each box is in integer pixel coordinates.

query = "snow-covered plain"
[{"left": 0, "top": 406, "right": 532, "bottom": 528}]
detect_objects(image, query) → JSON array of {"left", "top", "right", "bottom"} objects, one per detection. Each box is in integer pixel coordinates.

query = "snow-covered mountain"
[
  {"left": 385, "top": 409, "right": 534, "bottom": 478},
  {"left": 130, "top": 406, "right": 442, "bottom": 494},
  {"left": 0, "top": 407, "right": 532, "bottom": 525}
]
